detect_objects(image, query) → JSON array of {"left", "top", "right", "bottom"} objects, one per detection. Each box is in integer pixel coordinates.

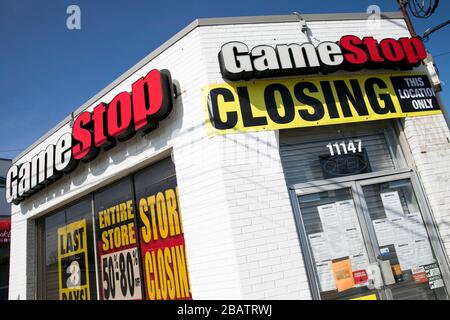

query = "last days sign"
[
  {"left": 203, "top": 73, "right": 441, "bottom": 135},
  {"left": 57, "top": 219, "right": 91, "bottom": 300}
]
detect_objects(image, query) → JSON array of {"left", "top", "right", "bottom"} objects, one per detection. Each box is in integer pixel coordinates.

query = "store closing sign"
[
  {"left": 203, "top": 73, "right": 440, "bottom": 135},
  {"left": 137, "top": 177, "right": 192, "bottom": 300},
  {"left": 58, "top": 219, "right": 90, "bottom": 300}
]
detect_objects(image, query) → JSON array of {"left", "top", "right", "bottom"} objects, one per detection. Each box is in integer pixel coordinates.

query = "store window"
[
  {"left": 94, "top": 178, "right": 143, "bottom": 300},
  {"left": 36, "top": 157, "right": 192, "bottom": 300},
  {"left": 37, "top": 198, "right": 97, "bottom": 300}
]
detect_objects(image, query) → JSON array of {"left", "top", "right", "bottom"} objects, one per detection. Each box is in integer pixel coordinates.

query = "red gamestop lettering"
[
  {"left": 72, "top": 69, "right": 173, "bottom": 161},
  {"left": 6, "top": 69, "right": 174, "bottom": 204}
]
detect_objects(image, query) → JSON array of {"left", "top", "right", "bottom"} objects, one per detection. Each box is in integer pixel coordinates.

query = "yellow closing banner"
[{"left": 203, "top": 72, "right": 441, "bottom": 135}]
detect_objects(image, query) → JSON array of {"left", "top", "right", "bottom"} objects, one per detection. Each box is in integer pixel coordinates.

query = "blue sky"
[{"left": 0, "top": 0, "right": 449, "bottom": 159}]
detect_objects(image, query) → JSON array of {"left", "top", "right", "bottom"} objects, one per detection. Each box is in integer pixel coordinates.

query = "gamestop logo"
[
  {"left": 219, "top": 35, "right": 427, "bottom": 80},
  {"left": 6, "top": 69, "right": 174, "bottom": 205}
]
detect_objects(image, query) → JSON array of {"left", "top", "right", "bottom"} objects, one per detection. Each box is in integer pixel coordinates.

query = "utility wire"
[{"left": 434, "top": 51, "right": 450, "bottom": 58}]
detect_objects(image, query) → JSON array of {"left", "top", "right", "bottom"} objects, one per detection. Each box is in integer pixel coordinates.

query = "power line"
[{"left": 434, "top": 51, "right": 450, "bottom": 58}]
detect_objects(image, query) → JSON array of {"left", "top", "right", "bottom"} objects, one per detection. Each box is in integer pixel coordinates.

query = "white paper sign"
[
  {"left": 391, "top": 217, "right": 412, "bottom": 245},
  {"left": 345, "top": 227, "right": 366, "bottom": 256},
  {"left": 406, "top": 213, "right": 428, "bottom": 241},
  {"left": 414, "top": 239, "right": 435, "bottom": 267},
  {"left": 315, "top": 260, "right": 336, "bottom": 292},
  {"left": 351, "top": 252, "right": 370, "bottom": 271},
  {"left": 318, "top": 203, "right": 349, "bottom": 259},
  {"left": 381, "top": 191, "right": 404, "bottom": 219},
  {"left": 373, "top": 219, "right": 395, "bottom": 247},
  {"left": 395, "top": 242, "right": 415, "bottom": 271},
  {"left": 336, "top": 200, "right": 360, "bottom": 230},
  {"left": 308, "top": 233, "right": 330, "bottom": 263}
]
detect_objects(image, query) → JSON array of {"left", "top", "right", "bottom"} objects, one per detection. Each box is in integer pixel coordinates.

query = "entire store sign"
[
  {"left": 58, "top": 219, "right": 90, "bottom": 300},
  {"left": 6, "top": 69, "right": 174, "bottom": 205},
  {"left": 96, "top": 198, "right": 143, "bottom": 300},
  {"left": 203, "top": 35, "right": 440, "bottom": 135}
]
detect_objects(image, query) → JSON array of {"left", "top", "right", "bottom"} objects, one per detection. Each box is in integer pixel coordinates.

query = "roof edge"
[{"left": 13, "top": 11, "right": 404, "bottom": 163}]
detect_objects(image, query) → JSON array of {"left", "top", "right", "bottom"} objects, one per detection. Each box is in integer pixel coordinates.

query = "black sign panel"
[
  {"left": 390, "top": 75, "right": 440, "bottom": 113},
  {"left": 319, "top": 149, "right": 372, "bottom": 179}
]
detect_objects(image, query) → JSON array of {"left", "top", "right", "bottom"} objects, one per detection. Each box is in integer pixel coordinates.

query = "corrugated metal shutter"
[{"left": 279, "top": 124, "right": 396, "bottom": 185}]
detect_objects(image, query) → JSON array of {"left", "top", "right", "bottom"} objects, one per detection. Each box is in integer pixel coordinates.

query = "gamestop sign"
[
  {"left": 203, "top": 35, "right": 440, "bottom": 135},
  {"left": 6, "top": 69, "right": 174, "bottom": 205},
  {"left": 218, "top": 35, "right": 427, "bottom": 80}
]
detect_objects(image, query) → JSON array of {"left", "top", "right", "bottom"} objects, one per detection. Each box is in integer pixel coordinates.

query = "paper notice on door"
[
  {"left": 351, "top": 252, "right": 370, "bottom": 272},
  {"left": 318, "top": 203, "right": 340, "bottom": 231},
  {"left": 395, "top": 242, "right": 415, "bottom": 271},
  {"left": 318, "top": 203, "right": 349, "bottom": 259},
  {"left": 414, "top": 239, "right": 435, "bottom": 267},
  {"left": 381, "top": 191, "right": 404, "bottom": 219},
  {"left": 316, "top": 260, "right": 336, "bottom": 292},
  {"left": 373, "top": 219, "right": 395, "bottom": 247},
  {"left": 308, "top": 233, "right": 330, "bottom": 263},
  {"left": 326, "top": 231, "right": 349, "bottom": 260},
  {"left": 406, "top": 213, "right": 428, "bottom": 241},
  {"left": 390, "top": 217, "right": 412, "bottom": 245},
  {"left": 344, "top": 227, "right": 365, "bottom": 256},
  {"left": 336, "top": 200, "right": 360, "bottom": 230},
  {"left": 332, "top": 259, "right": 355, "bottom": 292}
]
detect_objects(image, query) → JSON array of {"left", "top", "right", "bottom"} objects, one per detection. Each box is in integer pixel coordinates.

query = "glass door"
[
  {"left": 293, "top": 173, "right": 450, "bottom": 300},
  {"left": 357, "top": 175, "right": 449, "bottom": 300},
  {"left": 296, "top": 182, "right": 383, "bottom": 300}
]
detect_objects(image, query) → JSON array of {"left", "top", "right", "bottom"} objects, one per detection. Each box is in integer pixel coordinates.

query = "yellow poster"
[
  {"left": 332, "top": 259, "right": 355, "bottom": 292},
  {"left": 203, "top": 72, "right": 441, "bottom": 135},
  {"left": 57, "top": 219, "right": 91, "bottom": 300},
  {"left": 351, "top": 294, "right": 378, "bottom": 300}
]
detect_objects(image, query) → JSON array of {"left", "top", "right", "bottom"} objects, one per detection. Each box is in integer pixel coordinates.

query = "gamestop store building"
[{"left": 7, "top": 12, "right": 450, "bottom": 300}]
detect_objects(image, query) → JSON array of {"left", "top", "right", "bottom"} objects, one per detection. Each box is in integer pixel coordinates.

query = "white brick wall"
[
  {"left": 403, "top": 114, "right": 450, "bottom": 258},
  {"left": 10, "top": 15, "right": 450, "bottom": 300}
]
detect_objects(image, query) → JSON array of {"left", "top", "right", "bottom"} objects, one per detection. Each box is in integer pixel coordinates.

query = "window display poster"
[
  {"left": 96, "top": 198, "right": 143, "bottom": 300},
  {"left": 137, "top": 176, "right": 192, "bottom": 300},
  {"left": 57, "top": 219, "right": 90, "bottom": 300}
]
